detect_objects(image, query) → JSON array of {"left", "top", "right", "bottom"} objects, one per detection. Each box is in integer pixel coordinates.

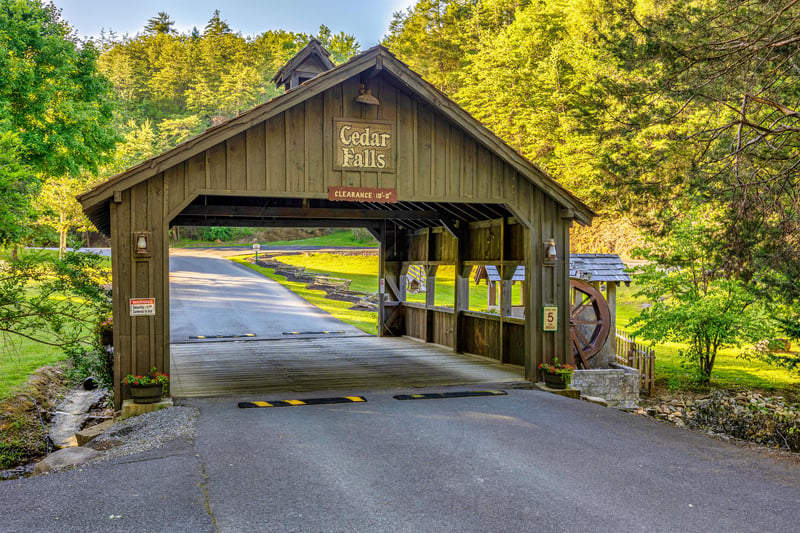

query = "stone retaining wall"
[{"left": 571, "top": 363, "right": 639, "bottom": 410}]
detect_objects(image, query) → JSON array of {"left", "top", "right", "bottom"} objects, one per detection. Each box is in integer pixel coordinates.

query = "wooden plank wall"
[
  {"left": 110, "top": 178, "right": 170, "bottom": 406},
  {"left": 394, "top": 214, "right": 568, "bottom": 377},
  {"left": 162, "top": 74, "right": 529, "bottom": 220}
]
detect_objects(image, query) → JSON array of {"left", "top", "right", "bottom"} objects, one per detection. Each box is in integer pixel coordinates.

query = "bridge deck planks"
[{"left": 170, "top": 335, "right": 525, "bottom": 397}]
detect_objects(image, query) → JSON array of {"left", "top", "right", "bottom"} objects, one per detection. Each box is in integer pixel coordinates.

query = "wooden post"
[
  {"left": 454, "top": 226, "right": 469, "bottom": 353},
  {"left": 524, "top": 227, "right": 537, "bottom": 380},
  {"left": 424, "top": 265, "right": 437, "bottom": 343},
  {"left": 377, "top": 222, "right": 387, "bottom": 337},
  {"left": 488, "top": 281, "right": 498, "bottom": 307}
]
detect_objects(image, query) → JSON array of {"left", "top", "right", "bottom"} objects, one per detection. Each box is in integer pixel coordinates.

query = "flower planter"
[
  {"left": 128, "top": 383, "right": 163, "bottom": 404},
  {"left": 543, "top": 373, "right": 571, "bottom": 390}
]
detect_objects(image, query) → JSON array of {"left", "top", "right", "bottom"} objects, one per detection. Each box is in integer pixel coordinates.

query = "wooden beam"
[
  {"left": 178, "top": 205, "right": 444, "bottom": 221},
  {"left": 462, "top": 260, "right": 524, "bottom": 268},
  {"left": 440, "top": 218, "right": 459, "bottom": 238},
  {"left": 171, "top": 216, "right": 382, "bottom": 229}
]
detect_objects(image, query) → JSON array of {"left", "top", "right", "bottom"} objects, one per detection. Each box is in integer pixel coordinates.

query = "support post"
[
  {"left": 377, "top": 222, "right": 387, "bottom": 337},
  {"left": 454, "top": 225, "right": 469, "bottom": 353},
  {"left": 424, "top": 265, "right": 438, "bottom": 343},
  {"left": 524, "top": 227, "right": 537, "bottom": 380}
]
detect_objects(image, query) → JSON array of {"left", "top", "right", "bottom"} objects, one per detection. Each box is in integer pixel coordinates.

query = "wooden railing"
[{"left": 615, "top": 328, "right": 655, "bottom": 396}]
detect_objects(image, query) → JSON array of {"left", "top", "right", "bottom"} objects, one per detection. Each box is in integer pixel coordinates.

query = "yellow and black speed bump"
[
  {"left": 238, "top": 396, "right": 366, "bottom": 409},
  {"left": 281, "top": 330, "right": 346, "bottom": 335},
  {"left": 393, "top": 390, "right": 508, "bottom": 401},
  {"left": 190, "top": 333, "right": 256, "bottom": 339}
]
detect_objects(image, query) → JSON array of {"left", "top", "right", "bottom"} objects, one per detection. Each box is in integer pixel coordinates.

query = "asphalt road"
[
  {"left": 169, "top": 248, "right": 363, "bottom": 342},
  {"left": 2, "top": 387, "right": 799, "bottom": 532}
]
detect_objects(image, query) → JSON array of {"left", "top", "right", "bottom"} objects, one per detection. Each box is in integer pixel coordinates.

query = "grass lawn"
[
  {"left": 270, "top": 252, "right": 380, "bottom": 293},
  {"left": 0, "top": 248, "right": 111, "bottom": 400},
  {"left": 0, "top": 335, "right": 65, "bottom": 400},
  {"left": 265, "top": 230, "right": 378, "bottom": 247},
  {"left": 615, "top": 284, "right": 800, "bottom": 393},
  {"left": 172, "top": 230, "right": 378, "bottom": 249},
  {"left": 267, "top": 254, "right": 524, "bottom": 312},
  {"left": 231, "top": 256, "right": 378, "bottom": 335}
]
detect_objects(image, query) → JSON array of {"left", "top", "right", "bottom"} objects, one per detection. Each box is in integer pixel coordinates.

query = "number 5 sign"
[{"left": 542, "top": 306, "right": 558, "bottom": 331}]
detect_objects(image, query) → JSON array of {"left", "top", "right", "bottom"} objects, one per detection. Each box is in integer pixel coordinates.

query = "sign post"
[{"left": 253, "top": 243, "right": 260, "bottom": 265}]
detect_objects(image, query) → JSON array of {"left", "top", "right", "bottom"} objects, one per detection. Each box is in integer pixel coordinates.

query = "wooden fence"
[{"left": 615, "top": 329, "right": 655, "bottom": 396}]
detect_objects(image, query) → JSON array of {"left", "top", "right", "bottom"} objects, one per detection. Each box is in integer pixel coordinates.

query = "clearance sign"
[{"left": 333, "top": 119, "right": 394, "bottom": 172}]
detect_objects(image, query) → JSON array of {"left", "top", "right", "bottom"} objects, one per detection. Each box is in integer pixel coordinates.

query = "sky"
[{"left": 50, "top": 0, "right": 417, "bottom": 48}]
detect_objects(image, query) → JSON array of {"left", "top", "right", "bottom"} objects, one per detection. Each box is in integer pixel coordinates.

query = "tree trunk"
[{"left": 59, "top": 212, "right": 66, "bottom": 260}]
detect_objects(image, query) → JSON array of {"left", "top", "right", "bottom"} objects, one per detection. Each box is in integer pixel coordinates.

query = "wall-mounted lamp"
[
  {"left": 544, "top": 238, "right": 557, "bottom": 265},
  {"left": 355, "top": 83, "right": 380, "bottom": 106},
  {"left": 134, "top": 232, "right": 151, "bottom": 257}
]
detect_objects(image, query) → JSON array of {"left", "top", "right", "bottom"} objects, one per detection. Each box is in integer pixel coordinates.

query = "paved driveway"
[
  {"left": 169, "top": 249, "right": 363, "bottom": 341},
  {"left": 3, "top": 387, "right": 799, "bottom": 532}
]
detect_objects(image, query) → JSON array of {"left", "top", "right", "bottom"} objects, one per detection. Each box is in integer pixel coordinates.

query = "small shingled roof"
[
  {"left": 474, "top": 254, "right": 631, "bottom": 285},
  {"left": 570, "top": 254, "right": 631, "bottom": 285},
  {"left": 271, "top": 39, "right": 334, "bottom": 89}
]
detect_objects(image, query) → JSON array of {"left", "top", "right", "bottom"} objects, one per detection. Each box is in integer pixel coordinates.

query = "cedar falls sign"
[{"left": 334, "top": 119, "right": 394, "bottom": 171}]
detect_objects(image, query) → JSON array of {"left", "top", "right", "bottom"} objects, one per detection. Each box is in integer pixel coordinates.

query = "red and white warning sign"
[{"left": 129, "top": 298, "right": 156, "bottom": 316}]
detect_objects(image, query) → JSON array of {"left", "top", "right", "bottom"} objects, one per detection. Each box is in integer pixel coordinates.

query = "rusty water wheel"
[{"left": 569, "top": 279, "right": 611, "bottom": 369}]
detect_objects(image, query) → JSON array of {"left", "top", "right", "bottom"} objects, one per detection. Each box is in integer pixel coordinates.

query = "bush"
[
  {"left": 201, "top": 226, "right": 252, "bottom": 242},
  {"left": 64, "top": 345, "right": 114, "bottom": 390}
]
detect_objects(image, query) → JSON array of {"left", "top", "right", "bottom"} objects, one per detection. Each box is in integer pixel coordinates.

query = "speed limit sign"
[{"left": 542, "top": 306, "right": 558, "bottom": 331}]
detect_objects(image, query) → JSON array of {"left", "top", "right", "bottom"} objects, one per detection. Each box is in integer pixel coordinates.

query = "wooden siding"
[{"left": 157, "top": 74, "right": 538, "bottom": 223}]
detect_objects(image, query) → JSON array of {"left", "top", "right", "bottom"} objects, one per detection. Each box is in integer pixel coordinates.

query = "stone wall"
[{"left": 571, "top": 363, "right": 639, "bottom": 410}]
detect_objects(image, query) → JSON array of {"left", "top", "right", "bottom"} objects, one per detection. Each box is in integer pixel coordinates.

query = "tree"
[
  {"left": 601, "top": 0, "right": 800, "bottom": 300},
  {"left": 0, "top": 129, "right": 38, "bottom": 246},
  {"left": 313, "top": 24, "right": 360, "bottom": 64},
  {"left": 37, "top": 176, "right": 95, "bottom": 258},
  {"left": 204, "top": 9, "right": 232, "bottom": 37},
  {"left": 143, "top": 12, "right": 176, "bottom": 35},
  {"left": 629, "top": 209, "right": 776, "bottom": 383},
  {"left": 0, "top": 0, "right": 117, "bottom": 254},
  {"left": 385, "top": 0, "right": 478, "bottom": 93},
  {"left": 0, "top": 251, "right": 110, "bottom": 350},
  {"left": 0, "top": 0, "right": 117, "bottom": 179}
]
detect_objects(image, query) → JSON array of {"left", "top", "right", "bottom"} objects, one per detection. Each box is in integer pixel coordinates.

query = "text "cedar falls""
[{"left": 334, "top": 120, "right": 394, "bottom": 171}]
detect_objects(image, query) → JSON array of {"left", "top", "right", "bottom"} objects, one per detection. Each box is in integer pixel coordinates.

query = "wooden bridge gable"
[{"left": 80, "top": 46, "right": 593, "bottom": 234}]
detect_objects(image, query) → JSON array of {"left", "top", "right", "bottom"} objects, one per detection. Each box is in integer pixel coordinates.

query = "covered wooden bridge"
[{"left": 79, "top": 42, "right": 595, "bottom": 404}]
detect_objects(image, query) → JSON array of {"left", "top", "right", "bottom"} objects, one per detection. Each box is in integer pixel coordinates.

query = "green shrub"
[{"left": 201, "top": 226, "right": 252, "bottom": 242}]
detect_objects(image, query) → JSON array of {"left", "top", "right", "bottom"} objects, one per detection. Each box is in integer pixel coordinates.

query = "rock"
[
  {"left": 75, "top": 419, "right": 115, "bottom": 446},
  {"left": 582, "top": 396, "right": 608, "bottom": 407},
  {"left": 49, "top": 388, "right": 107, "bottom": 448},
  {"left": 33, "top": 446, "right": 102, "bottom": 475}
]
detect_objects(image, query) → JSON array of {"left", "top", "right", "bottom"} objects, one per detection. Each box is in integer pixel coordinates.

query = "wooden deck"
[{"left": 170, "top": 335, "right": 526, "bottom": 397}]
